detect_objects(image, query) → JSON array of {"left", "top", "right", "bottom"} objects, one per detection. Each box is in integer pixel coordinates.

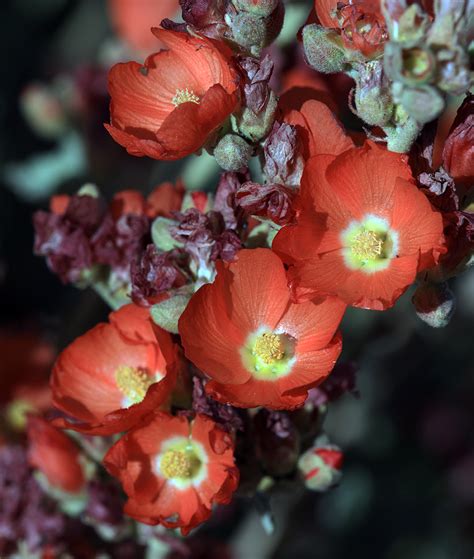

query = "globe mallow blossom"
[
  {"left": 51, "top": 304, "right": 178, "bottom": 435},
  {"left": 315, "top": 0, "right": 388, "bottom": 58},
  {"left": 103, "top": 412, "right": 239, "bottom": 534},
  {"left": 273, "top": 142, "right": 446, "bottom": 310},
  {"left": 179, "top": 249, "right": 346, "bottom": 410},
  {"left": 107, "top": 0, "right": 180, "bottom": 53},
  {"left": 27, "top": 416, "right": 86, "bottom": 494},
  {"left": 105, "top": 28, "right": 240, "bottom": 160}
]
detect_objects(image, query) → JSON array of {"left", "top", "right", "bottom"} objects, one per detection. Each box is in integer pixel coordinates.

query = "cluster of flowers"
[{"left": 28, "top": 0, "right": 472, "bottom": 548}]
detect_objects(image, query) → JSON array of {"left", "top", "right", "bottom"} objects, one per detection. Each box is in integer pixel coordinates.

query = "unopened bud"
[
  {"left": 214, "top": 134, "right": 253, "bottom": 171},
  {"left": 397, "top": 84, "right": 445, "bottom": 124},
  {"left": 231, "top": 12, "right": 266, "bottom": 51},
  {"left": 356, "top": 87, "right": 394, "bottom": 127},
  {"left": 382, "top": 106, "right": 422, "bottom": 152},
  {"left": 230, "top": 6, "right": 283, "bottom": 55},
  {"left": 354, "top": 61, "right": 394, "bottom": 127},
  {"left": 302, "top": 24, "right": 347, "bottom": 74},
  {"left": 413, "top": 282, "right": 456, "bottom": 328},
  {"left": 151, "top": 293, "right": 191, "bottom": 334},
  {"left": 298, "top": 435, "right": 343, "bottom": 492},
  {"left": 233, "top": 0, "right": 279, "bottom": 17},
  {"left": 236, "top": 90, "right": 278, "bottom": 142},
  {"left": 20, "top": 83, "right": 68, "bottom": 140}
]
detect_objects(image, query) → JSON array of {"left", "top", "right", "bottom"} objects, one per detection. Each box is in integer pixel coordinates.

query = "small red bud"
[{"left": 413, "top": 282, "right": 456, "bottom": 328}]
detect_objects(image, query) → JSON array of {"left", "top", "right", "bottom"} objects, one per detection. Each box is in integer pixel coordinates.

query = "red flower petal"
[
  {"left": 180, "top": 249, "right": 344, "bottom": 408},
  {"left": 106, "top": 29, "right": 239, "bottom": 160},
  {"left": 284, "top": 99, "right": 354, "bottom": 160},
  {"left": 51, "top": 304, "right": 178, "bottom": 435},
  {"left": 275, "top": 142, "right": 445, "bottom": 309},
  {"left": 27, "top": 416, "right": 85, "bottom": 493},
  {"left": 103, "top": 413, "right": 238, "bottom": 535}
]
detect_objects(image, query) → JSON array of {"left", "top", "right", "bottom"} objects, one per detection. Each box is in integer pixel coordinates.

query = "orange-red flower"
[
  {"left": 273, "top": 142, "right": 446, "bottom": 310},
  {"left": 0, "top": 330, "right": 54, "bottom": 406},
  {"left": 105, "top": 28, "right": 240, "bottom": 160},
  {"left": 146, "top": 180, "right": 186, "bottom": 218},
  {"left": 283, "top": 98, "right": 354, "bottom": 161},
  {"left": 279, "top": 67, "right": 340, "bottom": 116},
  {"left": 315, "top": 0, "right": 387, "bottom": 58},
  {"left": 104, "top": 412, "right": 238, "bottom": 535},
  {"left": 51, "top": 304, "right": 178, "bottom": 435},
  {"left": 179, "top": 249, "right": 345, "bottom": 410},
  {"left": 27, "top": 416, "right": 85, "bottom": 494},
  {"left": 109, "top": 180, "right": 186, "bottom": 219},
  {"left": 108, "top": 0, "right": 180, "bottom": 53},
  {"left": 5, "top": 383, "right": 52, "bottom": 432}
]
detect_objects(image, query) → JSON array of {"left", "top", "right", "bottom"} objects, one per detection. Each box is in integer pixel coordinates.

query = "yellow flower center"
[
  {"left": 115, "top": 365, "right": 154, "bottom": 405},
  {"left": 253, "top": 333, "right": 285, "bottom": 364},
  {"left": 172, "top": 88, "right": 201, "bottom": 107},
  {"left": 6, "top": 400, "right": 36, "bottom": 431},
  {"left": 350, "top": 229, "right": 384, "bottom": 260},
  {"left": 160, "top": 449, "right": 201, "bottom": 480}
]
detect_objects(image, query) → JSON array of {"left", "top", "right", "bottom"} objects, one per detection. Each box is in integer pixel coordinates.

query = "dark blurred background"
[{"left": 0, "top": 1, "right": 473, "bottom": 558}]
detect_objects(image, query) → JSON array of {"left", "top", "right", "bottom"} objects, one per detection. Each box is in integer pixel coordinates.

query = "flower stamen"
[
  {"left": 172, "top": 88, "right": 201, "bottom": 107},
  {"left": 350, "top": 229, "right": 384, "bottom": 260},
  {"left": 160, "top": 449, "right": 201, "bottom": 480},
  {"left": 115, "top": 365, "right": 154, "bottom": 405},
  {"left": 253, "top": 333, "right": 285, "bottom": 364}
]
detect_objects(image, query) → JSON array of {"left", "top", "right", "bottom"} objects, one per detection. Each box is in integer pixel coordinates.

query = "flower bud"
[
  {"left": 354, "top": 61, "right": 394, "bottom": 127},
  {"left": 298, "top": 436, "right": 343, "bottom": 492},
  {"left": 151, "top": 293, "right": 192, "bottom": 334},
  {"left": 413, "top": 281, "right": 456, "bottom": 328},
  {"left": 302, "top": 24, "right": 347, "bottom": 74},
  {"left": 382, "top": 106, "right": 422, "bottom": 153},
  {"left": 231, "top": 12, "right": 266, "bottom": 51},
  {"left": 232, "top": 0, "right": 279, "bottom": 17},
  {"left": 230, "top": 5, "right": 284, "bottom": 55},
  {"left": 214, "top": 134, "right": 253, "bottom": 171},
  {"left": 235, "top": 90, "right": 278, "bottom": 141},
  {"left": 397, "top": 84, "right": 445, "bottom": 124},
  {"left": 20, "top": 83, "right": 68, "bottom": 140}
]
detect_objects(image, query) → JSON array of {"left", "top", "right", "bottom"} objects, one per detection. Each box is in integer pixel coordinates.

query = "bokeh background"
[{"left": 0, "top": 1, "right": 473, "bottom": 558}]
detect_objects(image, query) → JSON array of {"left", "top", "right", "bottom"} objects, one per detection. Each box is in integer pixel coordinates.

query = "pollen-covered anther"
[
  {"left": 160, "top": 449, "right": 200, "bottom": 480},
  {"left": 115, "top": 365, "right": 154, "bottom": 405},
  {"left": 351, "top": 229, "right": 384, "bottom": 260},
  {"left": 253, "top": 333, "right": 285, "bottom": 364},
  {"left": 172, "top": 88, "right": 201, "bottom": 107}
]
